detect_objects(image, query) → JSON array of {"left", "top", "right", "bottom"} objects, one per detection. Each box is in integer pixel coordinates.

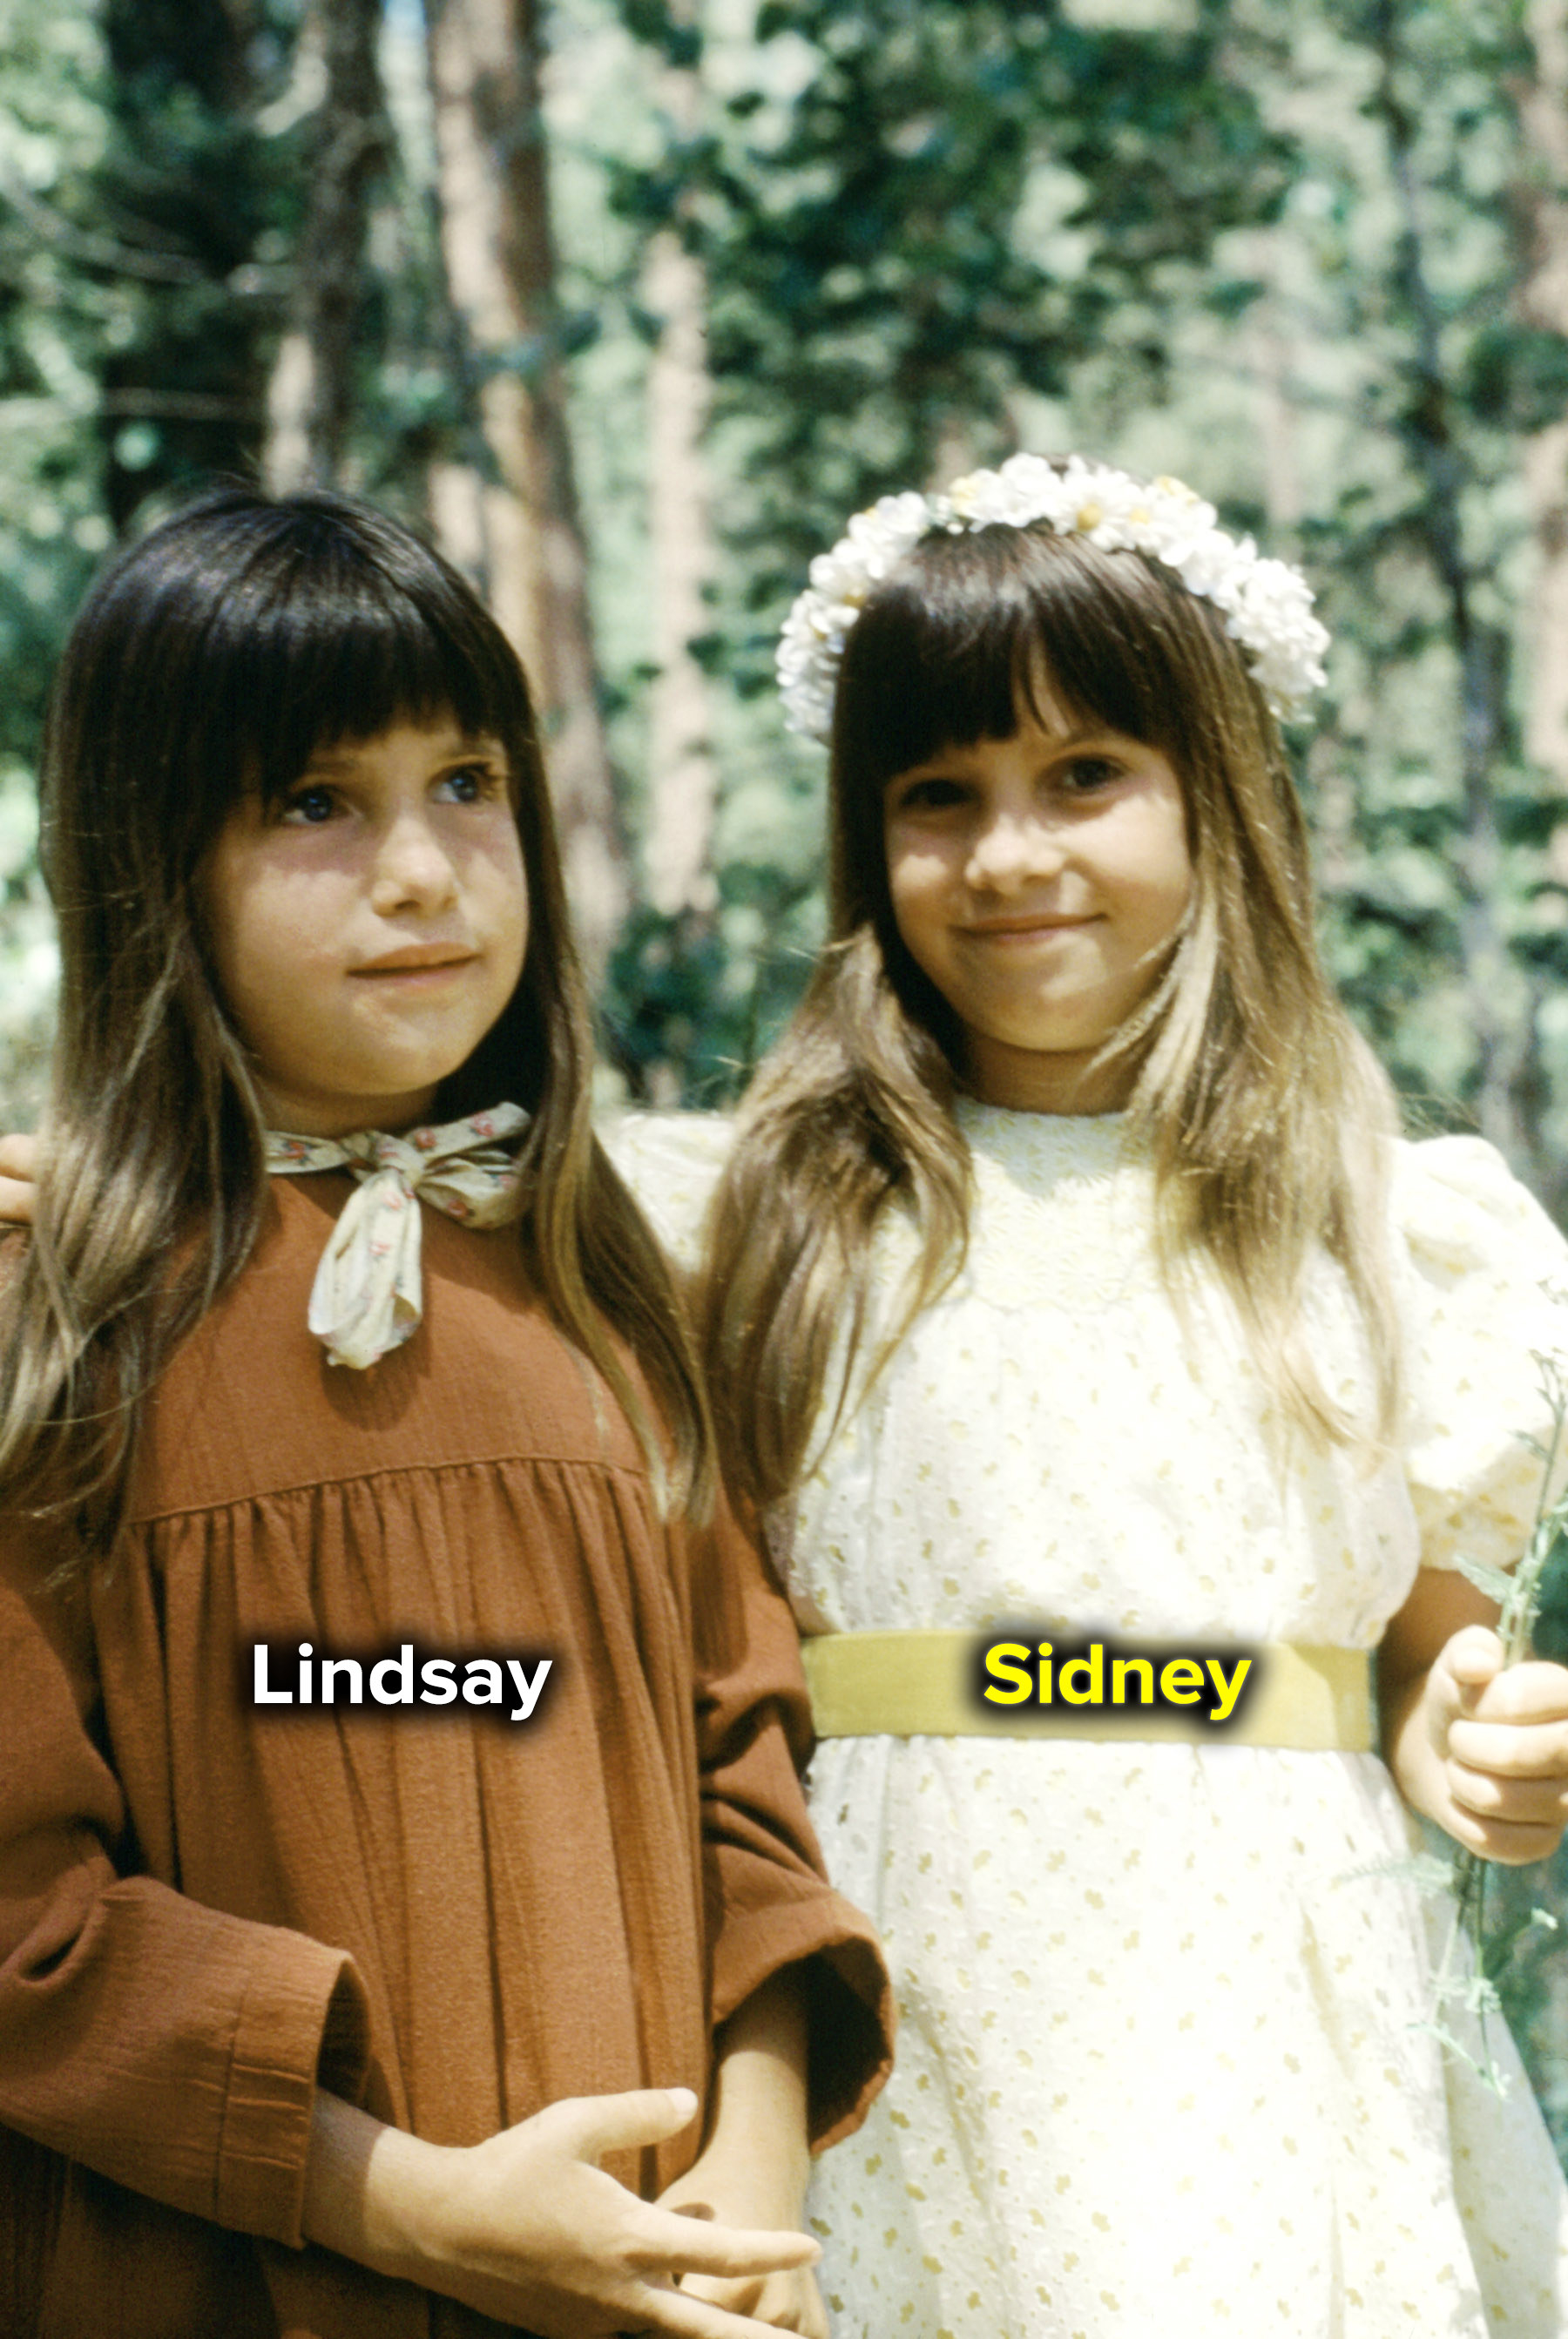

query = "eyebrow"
[
  {"left": 301, "top": 733, "right": 506, "bottom": 774},
  {"left": 890, "top": 728, "right": 1112, "bottom": 778}
]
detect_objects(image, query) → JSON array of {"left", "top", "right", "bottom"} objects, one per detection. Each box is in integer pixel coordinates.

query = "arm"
[
  {"left": 687, "top": 1502, "right": 894, "bottom": 2150},
  {"left": 1379, "top": 1565, "right": 1568, "bottom": 1863},
  {"left": 658, "top": 1970, "right": 824, "bottom": 2336},
  {"left": 0, "top": 1536, "right": 371, "bottom": 2242}
]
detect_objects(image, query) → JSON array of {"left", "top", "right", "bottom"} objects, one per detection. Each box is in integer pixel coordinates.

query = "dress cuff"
[
  {"left": 712, "top": 1892, "right": 895, "bottom": 2153},
  {"left": 214, "top": 1935, "right": 371, "bottom": 2248}
]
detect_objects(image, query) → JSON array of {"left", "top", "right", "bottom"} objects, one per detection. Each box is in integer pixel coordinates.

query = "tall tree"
[
  {"left": 639, "top": 0, "right": 718, "bottom": 922},
  {"left": 264, "top": 0, "right": 390, "bottom": 492},
  {"left": 422, "top": 0, "right": 627, "bottom": 977},
  {"left": 93, "top": 0, "right": 290, "bottom": 526},
  {"left": 1516, "top": 0, "right": 1568, "bottom": 801},
  {"left": 1362, "top": 0, "right": 1538, "bottom": 1173}
]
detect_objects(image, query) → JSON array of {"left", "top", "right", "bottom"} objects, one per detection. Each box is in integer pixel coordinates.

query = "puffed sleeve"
[
  {"left": 685, "top": 1503, "right": 894, "bottom": 2152},
  {"left": 598, "top": 1109, "right": 734, "bottom": 1275},
  {"left": 0, "top": 1519, "right": 373, "bottom": 2248},
  {"left": 1395, "top": 1135, "right": 1568, "bottom": 1573}
]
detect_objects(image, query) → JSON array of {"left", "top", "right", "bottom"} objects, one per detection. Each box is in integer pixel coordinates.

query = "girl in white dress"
[{"left": 635, "top": 456, "right": 1568, "bottom": 2336}]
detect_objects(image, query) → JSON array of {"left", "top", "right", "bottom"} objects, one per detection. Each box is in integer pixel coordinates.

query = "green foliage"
[
  {"left": 614, "top": 0, "right": 1293, "bottom": 612},
  {"left": 0, "top": 0, "right": 118, "bottom": 1107},
  {"left": 91, "top": 0, "right": 299, "bottom": 522}
]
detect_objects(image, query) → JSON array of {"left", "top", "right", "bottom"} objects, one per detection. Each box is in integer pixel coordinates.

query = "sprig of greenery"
[{"left": 1417, "top": 1348, "right": 1568, "bottom": 2095}]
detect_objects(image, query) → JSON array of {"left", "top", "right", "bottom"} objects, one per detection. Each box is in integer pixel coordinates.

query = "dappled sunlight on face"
[
  {"left": 882, "top": 693, "right": 1192, "bottom": 1114},
  {"left": 203, "top": 718, "right": 528, "bottom": 1136}
]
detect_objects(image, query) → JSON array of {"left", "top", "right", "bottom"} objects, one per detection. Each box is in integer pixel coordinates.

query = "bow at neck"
[{"left": 265, "top": 1105, "right": 530, "bottom": 1369}]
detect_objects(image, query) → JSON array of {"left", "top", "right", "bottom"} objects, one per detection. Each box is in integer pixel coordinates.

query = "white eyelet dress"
[{"left": 606, "top": 1103, "right": 1568, "bottom": 2338}]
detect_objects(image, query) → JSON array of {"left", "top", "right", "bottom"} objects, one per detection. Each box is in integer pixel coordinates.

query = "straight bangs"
[
  {"left": 135, "top": 495, "right": 532, "bottom": 843},
  {"left": 832, "top": 521, "right": 1221, "bottom": 807},
  {"left": 231, "top": 531, "right": 533, "bottom": 816},
  {"left": 46, "top": 490, "right": 539, "bottom": 913}
]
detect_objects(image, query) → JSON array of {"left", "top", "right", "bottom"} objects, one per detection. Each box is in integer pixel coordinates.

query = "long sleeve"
[
  {"left": 0, "top": 1524, "right": 372, "bottom": 2250},
  {"left": 687, "top": 1503, "right": 894, "bottom": 2152}
]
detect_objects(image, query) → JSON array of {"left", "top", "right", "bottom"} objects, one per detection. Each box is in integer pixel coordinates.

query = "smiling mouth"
[
  {"left": 351, "top": 947, "right": 478, "bottom": 976},
  {"left": 962, "top": 916, "right": 1098, "bottom": 938}
]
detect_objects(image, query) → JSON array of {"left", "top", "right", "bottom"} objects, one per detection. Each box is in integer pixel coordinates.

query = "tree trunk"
[
  {"left": 1517, "top": 0, "right": 1568, "bottom": 800},
  {"left": 642, "top": 41, "right": 718, "bottom": 921},
  {"left": 265, "top": 0, "right": 389, "bottom": 493},
  {"left": 422, "top": 0, "right": 627, "bottom": 978}
]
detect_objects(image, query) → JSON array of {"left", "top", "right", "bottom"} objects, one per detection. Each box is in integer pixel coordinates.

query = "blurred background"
[{"left": 5, "top": 0, "right": 1568, "bottom": 2149}]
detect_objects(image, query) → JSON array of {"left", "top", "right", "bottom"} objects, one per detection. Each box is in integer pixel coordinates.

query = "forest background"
[{"left": 7, "top": 0, "right": 1568, "bottom": 2157}]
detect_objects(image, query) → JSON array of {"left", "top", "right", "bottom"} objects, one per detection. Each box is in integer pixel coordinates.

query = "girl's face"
[
  {"left": 203, "top": 716, "right": 529, "bottom": 1135},
  {"left": 882, "top": 689, "right": 1193, "bottom": 1114}
]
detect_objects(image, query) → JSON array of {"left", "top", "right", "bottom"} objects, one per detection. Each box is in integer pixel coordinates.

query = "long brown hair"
[
  {"left": 0, "top": 488, "right": 711, "bottom": 1554},
  {"left": 703, "top": 508, "right": 1400, "bottom": 1511}
]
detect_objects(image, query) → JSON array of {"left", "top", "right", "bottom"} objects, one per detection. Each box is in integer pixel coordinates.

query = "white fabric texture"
[
  {"left": 605, "top": 1105, "right": 1568, "bottom": 2337},
  {"left": 265, "top": 1105, "right": 528, "bottom": 1367}
]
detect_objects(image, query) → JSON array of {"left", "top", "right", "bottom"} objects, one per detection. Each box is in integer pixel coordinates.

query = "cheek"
[
  {"left": 1125, "top": 807, "right": 1194, "bottom": 943},
  {"left": 884, "top": 839, "right": 949, "bottom": 962},
  {"left": 480, "top": 831, "right": 530, "bottom": 984},
  {"left": 200, "top": 848, "right": 341, "bottom": 1042}
]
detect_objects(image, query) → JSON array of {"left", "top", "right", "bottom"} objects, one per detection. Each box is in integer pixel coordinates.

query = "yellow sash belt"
[{"left": 801, "top": 1630, "right": 1374, "bottom": 1752}]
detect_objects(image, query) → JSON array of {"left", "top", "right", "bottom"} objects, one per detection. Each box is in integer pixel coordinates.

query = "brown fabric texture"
[{"left": 0, "top": 1176, "right": 891, "bottom": 2338}]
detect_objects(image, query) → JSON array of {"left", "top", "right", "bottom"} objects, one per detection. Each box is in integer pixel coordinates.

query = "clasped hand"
[
  {"left": 305, "top": 2084, "right": 821, "bottom": 2337},
  {"left": 1422, "top": 1626, "right": 1568, "bottom": 1865}
]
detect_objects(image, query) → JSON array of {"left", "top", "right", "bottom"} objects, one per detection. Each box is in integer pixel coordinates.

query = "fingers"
[
  {"left": 543, "top": 2086, "right": 700, "bottom": 2163},
  {"left": 1434, "top": 1799, "right": 1564, "bottom": 1866},
  {"left": 0, "top": 1133, "right": 37, "bottom": 1179},
  {"left": 1428, "top": 1644, "right": 1568, "bottom": 1862},
  {"left": 676, "top": 2269, "right": 829, "bottom": 2338},
  {"left": 1450, "top": 1711, "right": 1568, "bottom": 1780},
  {"left": 1465, "top": 1659, "right": 1568, "bottom": 1727},
  {"left": 0, "top": 1173, "right": 34, "bottom": 1227},
  {"left": 1441, "top": 1625, "right": 1506, "bottom": 1704},
  {"left": 0, "top": 1132, "right": 37, "bottom": 1226},
  {"left": 628, "top": 2207, "right": 819, "bottom": 2282},
  {"left": 1450, "top": 1759, "right": 1568, "bottom": 1822},
  {"left": 626, "top": 2287, "right": 828, "bottom": 2339}
]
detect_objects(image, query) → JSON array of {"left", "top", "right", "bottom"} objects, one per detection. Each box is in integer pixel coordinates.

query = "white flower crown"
[{"left": 776, "top": 452, "right": 1331, "bottom": 743}]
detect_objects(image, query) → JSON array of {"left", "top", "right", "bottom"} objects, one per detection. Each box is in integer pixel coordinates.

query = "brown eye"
[
  {"left": 895, "top": 776, "right": 967, "bottom": 812},
  {"left": 1059, "top": 757, "right": 1120, "bottom": 794}
]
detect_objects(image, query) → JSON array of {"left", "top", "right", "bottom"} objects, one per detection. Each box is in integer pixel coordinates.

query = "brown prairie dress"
[{"left": 0, "top": 1175, "right": 891, "bottom": 2337}]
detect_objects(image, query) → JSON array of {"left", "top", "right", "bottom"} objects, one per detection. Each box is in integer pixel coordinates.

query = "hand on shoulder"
[{"left": 0, "top": 1132, "right": 36, "bottom": 1225}]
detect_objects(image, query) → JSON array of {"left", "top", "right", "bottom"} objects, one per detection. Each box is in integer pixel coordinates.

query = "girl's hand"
[
  {"left": 1419, "top": 1626, "right": 1568, "bottom": 1864},
  {"left": 1382, "top": 1566, "right": 1568, "bottom": 1863},
  {"left": 0, "top": 1132, "right": 37, "bottom": 1225},
  {"left": 304, "top": 2084, "right": 821, "bottom": 2337},
  {"left": 660, "top": 2153, "right": 828, "bottom": 2338}
]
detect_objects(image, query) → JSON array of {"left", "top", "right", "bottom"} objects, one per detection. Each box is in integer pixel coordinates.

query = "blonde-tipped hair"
[{"left": 701, "top": 510, "right": 1400, "bottom": 1512}]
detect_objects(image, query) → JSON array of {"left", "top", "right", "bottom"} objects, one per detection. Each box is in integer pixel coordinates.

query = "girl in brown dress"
[{"left": 0, "top": 490, "right": 889, "bottom": 2339}]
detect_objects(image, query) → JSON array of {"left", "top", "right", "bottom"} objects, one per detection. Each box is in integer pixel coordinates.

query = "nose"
[
  {"left": 368, "top": 807, "right": 460, "bottom": 916},
  {"left": 965, "top": 806, "right": 1065, "bottom": 892}
]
